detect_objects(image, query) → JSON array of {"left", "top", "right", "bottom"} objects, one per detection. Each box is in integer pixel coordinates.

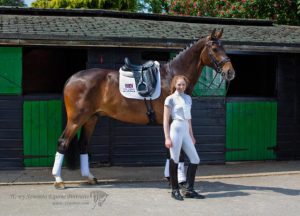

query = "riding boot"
[
  {"left": 183, "top": 163, "right": 205, "bottom": 199},
  {"left": 169, "top": 159, "right": 184, "bottom": 201}
]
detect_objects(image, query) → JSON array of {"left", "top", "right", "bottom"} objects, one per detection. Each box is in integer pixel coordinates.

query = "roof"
[{"left": 0, "top": 7, "right": 300, "bottom": 53}]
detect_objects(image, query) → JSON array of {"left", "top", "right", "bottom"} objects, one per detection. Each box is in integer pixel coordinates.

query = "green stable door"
[
  {"left": 0, "top": 47, "right": 22, "bottom": 94},
  {"left": 23, "top": 100, "right": 62, "bottom": 167},
  {"left": 226, "top": 101, "right": 277, "bottom": 161}
]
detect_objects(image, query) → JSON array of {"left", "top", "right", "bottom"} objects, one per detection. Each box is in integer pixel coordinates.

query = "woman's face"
[{"left": 175, "top": 78, "right": 187, "bottom": 93}]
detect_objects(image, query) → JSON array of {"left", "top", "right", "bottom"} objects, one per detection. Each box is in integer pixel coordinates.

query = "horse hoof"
[
  {"left": 87, "top": 177, "right": 98, "bottom": 185},
  {"left": 54, "top": 182, "right": 65, "bottom": 190}
]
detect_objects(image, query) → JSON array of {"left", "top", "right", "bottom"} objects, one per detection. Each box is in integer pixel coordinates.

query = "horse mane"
[{"left": 168, "top": 36, "right": 206, "bottom": 65}]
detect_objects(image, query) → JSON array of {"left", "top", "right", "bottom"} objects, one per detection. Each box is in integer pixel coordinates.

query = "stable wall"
[
  {"left": 0, "top": 48, "right": 23, "bottom": 169},
  {"left": 0, "top": 46, "right": 299, "bottom": 169},
  {"left": 277, "top": 54, "right": 300, "bottom": 160}
]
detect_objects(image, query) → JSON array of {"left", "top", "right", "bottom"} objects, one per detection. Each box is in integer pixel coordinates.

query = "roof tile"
[{"left": 0, "top": 13, "right": 299, "bottom": 50}]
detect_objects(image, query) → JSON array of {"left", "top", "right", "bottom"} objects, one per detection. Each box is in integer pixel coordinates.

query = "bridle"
[
  {"left": 206, "top": 40, "right": 231, "bottom": 76},
  {"left": 201, "top": 39, "right": 232, "bottom": 98}
]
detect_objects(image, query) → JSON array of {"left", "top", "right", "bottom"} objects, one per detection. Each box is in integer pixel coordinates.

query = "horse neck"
[{"left": 168, "top": 39, "right": 206, "bottom": 89}]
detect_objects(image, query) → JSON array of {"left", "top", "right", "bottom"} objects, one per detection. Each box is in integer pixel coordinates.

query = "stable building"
[{"left": 0, "top": 7, "right": 299, "bottom": 169}]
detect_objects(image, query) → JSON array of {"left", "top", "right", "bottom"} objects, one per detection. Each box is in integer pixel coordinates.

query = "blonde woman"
[{"left": 163, "top": 75, "right": 205, "bottom": 201}]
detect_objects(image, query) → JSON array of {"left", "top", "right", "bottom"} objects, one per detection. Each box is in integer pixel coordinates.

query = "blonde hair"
[{"left": 170, "top": 75, "right": 190, "bottom": 94}]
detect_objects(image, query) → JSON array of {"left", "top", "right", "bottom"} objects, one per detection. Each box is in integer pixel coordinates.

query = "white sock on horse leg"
[
  {"left": 88, "top": 173, "right": 95, "bottom": 179},
  {"left": 178, "top": 162, "right": 186, "bottom": 183},
  {"left": 80, "top": 154, "right": 92, "bottom": 178},
  {"left": 164, "top": 159, "right": 170, "bottom": 178},
  {"left": 52, "top": 152, "right": 64, "bottom": 182}
]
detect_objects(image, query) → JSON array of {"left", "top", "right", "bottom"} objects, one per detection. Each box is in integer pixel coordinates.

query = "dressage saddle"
[
  {"left": 123, "top": 58, "right": 154, "bottom": 71},
  {"left": 121, "top": 57, "right": 158, "bottom": 97}
]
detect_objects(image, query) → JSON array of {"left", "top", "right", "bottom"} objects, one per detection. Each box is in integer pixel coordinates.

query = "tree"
[
  {"left": 142, "top": 0, "right": 169, "bottom": 13},
  {"left": 32, "top": 0, "right": 138, "bottom": 11},
  {"left": 165, "top": 0, "right": 300, "bottom": 25},
  {"left": 0, "top": 0, "right": 25, "bottom": 6}
]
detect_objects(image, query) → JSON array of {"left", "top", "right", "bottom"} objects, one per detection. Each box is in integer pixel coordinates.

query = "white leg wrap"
[
  {"left": 178, "top": 162, "right": 186, "bottom": 183},
  {"left": 52, "top": 152, "right": 64, "bottom": 182},
  {"left": 164, "top": 159, "right": 170, "bottom": 178},
  {"left": 55, "top": 176, "right": 63, "bottom": 183},
  {"left": 88, "top": 173, "right": 95, "bottom": 180},
  {"left": 80, "top": 154, "right": 90, "bottom": 177}
]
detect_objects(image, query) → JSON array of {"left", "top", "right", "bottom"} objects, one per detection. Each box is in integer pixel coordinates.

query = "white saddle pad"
[{"left": 119, "top": 62, "right": 161, "bottom": 100}]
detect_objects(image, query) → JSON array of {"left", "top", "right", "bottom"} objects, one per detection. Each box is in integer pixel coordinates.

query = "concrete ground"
[
  {"left": 1, "top": 174, "right": 300, "bottom": 216},
  {"left": 0, "top": 161, "right": 299, "bottom": 216},
  {"left": 1, "top": 160, "right": 300, "bottom": 185}
]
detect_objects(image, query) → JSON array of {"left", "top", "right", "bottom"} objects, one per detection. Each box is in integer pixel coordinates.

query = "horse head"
[{"left": 200, "top": 29, "right": 235, "bottom": 81}]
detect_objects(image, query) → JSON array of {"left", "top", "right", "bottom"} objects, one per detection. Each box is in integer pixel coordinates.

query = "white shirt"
[{"left": 164, "top": 91, "right": 192, "bottom": 120}]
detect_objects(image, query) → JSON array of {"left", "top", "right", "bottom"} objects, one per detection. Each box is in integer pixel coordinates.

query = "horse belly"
[{"left": 102, "top": 100, "right": 150, "bottom": 125}]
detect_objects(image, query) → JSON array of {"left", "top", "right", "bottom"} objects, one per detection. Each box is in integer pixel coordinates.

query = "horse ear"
[
  {"left": 209, "top": 29, "right": 216, "bottom": 40},
  {"left": 215, "top": 28, "right": 223, "bottom": 39}
]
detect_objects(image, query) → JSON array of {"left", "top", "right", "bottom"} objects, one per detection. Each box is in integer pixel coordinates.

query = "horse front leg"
[
  {"left": 52, "top": 121, "right": 80, "bottom": 189},
  {"left": 79, "top": 115, "right": 98, "bottom": 185}
]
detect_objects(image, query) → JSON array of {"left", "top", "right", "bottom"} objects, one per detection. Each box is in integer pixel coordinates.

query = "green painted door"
[
  {"left": 0, "top": 47, "right": 22, "bottom": 94},
  {"left": 23, "top": 100, "right": 62, "bottom": 167},
  {"left": 226, "top": 101, "right": 277, "bottom": 161}
]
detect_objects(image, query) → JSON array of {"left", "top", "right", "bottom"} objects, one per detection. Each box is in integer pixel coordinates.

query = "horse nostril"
[{"left": 226, "top": 69, "right": 235, "bottom": 80}]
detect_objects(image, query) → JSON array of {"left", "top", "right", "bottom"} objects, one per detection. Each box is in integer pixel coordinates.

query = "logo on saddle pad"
[
  {"left": 119, "top": 58, "right": 161, "bottom": 100},
  {"left": 123, "top": 83, "right": 135, "bottom": 92}
]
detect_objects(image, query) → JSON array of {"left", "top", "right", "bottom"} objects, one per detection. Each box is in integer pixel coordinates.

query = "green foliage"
[
  {"left": 167, "top": 0, "right": 300, "bottom": 25},
  {"left": 0, "top": 0, "right": 25, "bottom": 6},
  {"left": 29, "top": 0, "right": 300, "bottom": 25},
  {"left": 143, "top": 0, "right": 169, "bottom": 13},
  {"left": 32, "top": 0, "right": 138, "bottom": 11}
]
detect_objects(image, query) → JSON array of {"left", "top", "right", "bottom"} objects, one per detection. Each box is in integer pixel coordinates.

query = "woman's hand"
[
  {"left": 191, "top": 136, "right": 196, "bottom": 145},
  {"left": 165, "top": 138, "right": 173, "bottom": 148},
  {"left": 163, "top": 106, "right": 172, "bottom": 149},
  {"left": 188, "top": 120, "right": 196, "bottom": 145}
]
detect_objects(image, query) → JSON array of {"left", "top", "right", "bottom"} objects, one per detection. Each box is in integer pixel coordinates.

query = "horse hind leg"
[
  {"left": 52, "top": 121, "right": 81, "bottom": 189},
  {"left": 78, "top": 115, "right": 98, "bottom": 185}
]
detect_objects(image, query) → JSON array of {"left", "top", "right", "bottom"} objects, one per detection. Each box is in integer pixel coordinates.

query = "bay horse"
[{"left": 52, "top": 29, "right": 235, "bottom": 189}]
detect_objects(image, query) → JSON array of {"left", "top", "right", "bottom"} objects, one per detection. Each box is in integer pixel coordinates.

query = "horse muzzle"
[{"left": 221, "top": 69, "right": 235, "bottom": 81}]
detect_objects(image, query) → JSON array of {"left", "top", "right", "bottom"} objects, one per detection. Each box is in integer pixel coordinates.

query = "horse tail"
[{"left": 65, "top": 135, "right": 80, "bottom": 170}]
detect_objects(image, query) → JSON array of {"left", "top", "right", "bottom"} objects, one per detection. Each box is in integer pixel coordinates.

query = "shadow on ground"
[{"left": 60, "top": 178, "right": 300, "bottom": 198}]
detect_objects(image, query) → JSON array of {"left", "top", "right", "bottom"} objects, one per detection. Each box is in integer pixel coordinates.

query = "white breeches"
[{"left": 169, "top": 120, "right": 200, "bottom": 164}]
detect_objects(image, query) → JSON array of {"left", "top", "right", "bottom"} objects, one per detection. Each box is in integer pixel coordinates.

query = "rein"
[{"left": 198, "top": 74, "right": 231, "bottom": 98}]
